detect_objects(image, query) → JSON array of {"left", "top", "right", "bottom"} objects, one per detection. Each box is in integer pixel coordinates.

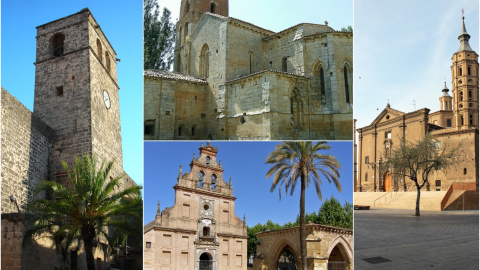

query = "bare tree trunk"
[
  {"left": 415, "top": 186, "right": 421, "bottom": 216},
  {"left": 300, "top": 175, "right": 307, "bottom": 270}
]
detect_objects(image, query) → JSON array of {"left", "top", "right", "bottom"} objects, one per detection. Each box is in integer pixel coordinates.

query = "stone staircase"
[{"left": 354, "top": 191, "right": 447, "bottom": 211}]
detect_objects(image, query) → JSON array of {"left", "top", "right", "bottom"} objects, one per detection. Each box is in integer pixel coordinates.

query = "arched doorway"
[
  {"left": 199, "top": 252, "right": 212, "bottom": 270},
  {"left": 383, "top": 171, "right": 392, "bottom": 192},
  {"left": 328, "top": 245, "right": 347, "bottom": 270},
  {"left": 277, "top": 246, "right": 297, "bottom": 270}
]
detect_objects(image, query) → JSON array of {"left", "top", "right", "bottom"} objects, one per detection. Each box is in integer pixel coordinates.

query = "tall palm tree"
[
  {"left": 266, "top": 141, "right": 341, "bottom": 270},
  {"left": 24, "top": 154, "right": 142, "bottom": 270}
]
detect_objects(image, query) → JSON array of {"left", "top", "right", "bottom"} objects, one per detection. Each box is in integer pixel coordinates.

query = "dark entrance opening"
[
  {"left": 199, "top": 252, "right": 212, "bottom": 270},
  {"left": 328, "top": 245, "right": 348, "bottom": 270},
  {"left": 277, "top": 246, "right": 297, "bottom": 270}
]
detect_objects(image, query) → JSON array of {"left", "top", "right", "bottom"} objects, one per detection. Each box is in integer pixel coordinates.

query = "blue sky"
[
  {"left": 159, "top": 0, "right": 353, "bottom": 32},
  {"left": 144, "top": 141, "right": 353, "bottom": 226},
  {"left": 354, "top": 0, "right": 479, "bottom": 130},
  {"left": 1, "top": 1, "right": 144, "bottom": 185}
]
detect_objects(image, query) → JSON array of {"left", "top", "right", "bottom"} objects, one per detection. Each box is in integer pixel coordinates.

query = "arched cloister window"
[
  {"left": 344, "top": 65, "right": 351, "bottom": 104},
  {"left": 277, "top": 246, "right": 297, "bottom": 270},
  {"left": 51, "top": 33, "right": 65, "bottom": 57},
  {"left": 97, "top": 39, "right": 103, "bottom": 63},
  {"left": 200, "top": 44, "right": 210, "bottom": 78},
  {"left": 211, "top": 174, "right": 217, "bottom": 190},
  {"left": 328, "top": 244, "right": 349, "bottom": 270},
  {"left": 198, "top": 171, "right": 205, "bottom": 187}
]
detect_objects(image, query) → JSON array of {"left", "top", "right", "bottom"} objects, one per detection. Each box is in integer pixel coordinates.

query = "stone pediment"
[{"left": 369, "top": 105, "right": 405, "bottom": 126}]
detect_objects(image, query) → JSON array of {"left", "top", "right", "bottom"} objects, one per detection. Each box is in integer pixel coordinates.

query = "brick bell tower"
[
  {"left": 451, "top": 13, "right": 479, "bottom": 129},
  {"left": 33, "top": 8, "right": 124, "bottom": 182}
]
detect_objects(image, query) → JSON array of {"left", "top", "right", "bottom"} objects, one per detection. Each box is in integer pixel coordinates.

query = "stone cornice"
[{"left": 173, "top": 185, "right": 236, "bottom": 200}]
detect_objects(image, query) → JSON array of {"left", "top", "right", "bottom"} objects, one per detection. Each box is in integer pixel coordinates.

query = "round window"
[{"left": 204, "top": 204, "right": 209, "bottom": 210}]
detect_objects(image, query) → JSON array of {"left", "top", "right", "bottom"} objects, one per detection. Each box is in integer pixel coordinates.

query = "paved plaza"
[{"left": 354, "top": 208, "right": 479, "bottom": 270}]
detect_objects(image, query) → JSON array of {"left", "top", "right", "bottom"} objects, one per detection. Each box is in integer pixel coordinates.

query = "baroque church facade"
[
  {"left": 355, "top": 17, "right": 478, "bottom": 200},
  {"left": 1, "top": 9, "right": 138, "bottom": 269},
  {"left": 144, "top": 0, "right": 353, "bottom": 140},
  {"left": 144, "top": 143, "right": 247, "bottom": 270}
]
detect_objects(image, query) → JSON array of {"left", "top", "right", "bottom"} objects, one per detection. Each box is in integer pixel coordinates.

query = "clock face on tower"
[{"left": 103, "top": 90, "right": 111, "bottom": 109}]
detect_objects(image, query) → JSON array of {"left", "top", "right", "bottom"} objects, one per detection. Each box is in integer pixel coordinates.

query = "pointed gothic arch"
[
  {"left": 200, "top": 44, "right": 210, "bottom": 78},
  {"left": 341, "top": 56, "right": 353, "bottom": 105},
  {"left": 326, "top": 236, "right": 353, "bottom": 269}
]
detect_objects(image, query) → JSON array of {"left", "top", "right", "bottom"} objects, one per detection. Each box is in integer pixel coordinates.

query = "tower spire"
[{"left": 458, "top": 10, "right": 473, "bottom": 52}]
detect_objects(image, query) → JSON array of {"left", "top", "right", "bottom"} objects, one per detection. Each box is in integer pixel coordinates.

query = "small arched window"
[
  {"left": 144, "top": 119, "right": 155, "bottom": 136},
  {"left": 446, "top": 119, "right": 452, "bottom": 127},
  {"left": 319, "top": 67, "right": 326, "bottom": 96},
  {"left": 210, "top": 3, "right": 216, "bottom": 13},
  {"left": 200, "top": 44, "right": 210, "bottom": 78},
  {"left": 178, "top": 124, "right": 185, "bottom": 136},
  {"left": 97, "top": 39, "right": 103, "bottom": 63},
  {"left": 198, "top": 171, "right": 205, "bottom": 187},
  {"left": 51, "top": 33, "right": 65, "bottom": 57},
  {"left": 105, "top": 51, "right": 111, "bottom": 74},
  {"left": 184, "top": 1, "right": 190, "bottom": 16},
  {"left": 464, "top": 168, "right": 467, "bottom": 175},
  {"left": 461, "top": 91, "right": 464, "bottom": 101},
  {"left": 211, "top": 175, "right": 217, "bottom": 190},
  {"left": 203, "top": 226, "right": 210, "bottom": 237},
  {"left": 344, "top": 65, "right": 351, "bottom": 103},
  {"left": 365, "top": 173, "right": 368, "bottom": 182}
]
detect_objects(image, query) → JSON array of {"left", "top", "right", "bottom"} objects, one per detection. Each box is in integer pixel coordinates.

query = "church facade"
[
  {"left": 144, "top": 0, "right": 353, "bottom": 140},
  {"left": 144, "top": 143, "right": 248, "bottom": 270},
  {"left": 355, "top": 17, "right": 478, "bottom": 196},
  {"left": 1, "top": 9, "right": 139, "bottom": 269}
]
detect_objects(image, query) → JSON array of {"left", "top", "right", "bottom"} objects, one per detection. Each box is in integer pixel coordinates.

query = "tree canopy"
[
  {"left": 247, "top": 197, "right": 352, "bottom": 260},
  {"left": 265, "top": 141, "right": 341, "bottom": 270},
  {"left": 144, "top": 0, "right": 176, "bottom": 70},
  {"left": 24, "top": 155, "right": 143, "bottom": 270},
  {"left": 382, "top": 133, "right": 458, "bottom": 216}
]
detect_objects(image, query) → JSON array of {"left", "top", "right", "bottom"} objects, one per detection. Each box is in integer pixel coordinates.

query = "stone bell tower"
[
  {"left": 451, "top": 14, "right": 479, "bottom": 129},
  {"left": 177, "top": 0, "right": 229, "bottom": 43},
  {"left": 33, "top": 8, "right": 124, "bottom": 181}
]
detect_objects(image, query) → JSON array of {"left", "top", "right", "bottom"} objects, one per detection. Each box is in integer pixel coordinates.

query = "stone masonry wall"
[
  {"left": 34, "top": 11, "right": 93, "bottom": 178},
  {"left": 1, "top": 88, "right": 52, "bottom": 214}
]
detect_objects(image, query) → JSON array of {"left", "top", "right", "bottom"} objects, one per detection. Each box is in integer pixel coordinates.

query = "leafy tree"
[
  {"left": 144, "top": 0, "right": 176, "bottom": 70},
  {"left": 266, "top": 141, "right": 341, "bottom": 270},
  {"left": 247, "top": 220, "right": 283, "bottom": 259},
  {"left": 24, "top": 155, "right": 143, "bottom": 270},
  {"left": 341, "top": 25, "right": 353, "bottom": 32},
  {"left": 382, "top": 133, "right": 458, "bottom": 216},
  {"left": 315, "top": 196, "right": 352, "bottom": 229}
]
